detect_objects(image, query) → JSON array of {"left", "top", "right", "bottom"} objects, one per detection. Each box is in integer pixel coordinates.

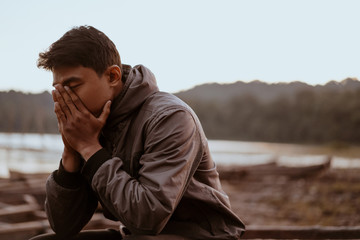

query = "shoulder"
[
  {"left": 137, "top": 91, "right": 208, "bottom": 148},
  {"left": 141, "top": 91, "right": 199, "bottom": 129},
  {"left": 142, "top": 92, "right": 194, "bottom": 117},
  {"left": 146, "top": 92, "right": 188, "bottom": 108}
]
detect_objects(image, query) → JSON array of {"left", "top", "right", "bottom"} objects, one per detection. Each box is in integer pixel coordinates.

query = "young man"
[{"left": 32, "top": 26, "right": 245, "bottom": 240}]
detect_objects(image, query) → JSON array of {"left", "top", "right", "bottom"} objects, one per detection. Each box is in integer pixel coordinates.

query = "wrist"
[
  {"left": 62, "top": 147, "right": 82, "bottom": 172},
  {"left": 80, "top": 144, "right": 102, "bottom": 161}
]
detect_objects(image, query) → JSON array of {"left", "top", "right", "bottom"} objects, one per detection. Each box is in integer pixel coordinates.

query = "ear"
[{"left": 107, "top": 65, "right": 122, "bottom": 87}]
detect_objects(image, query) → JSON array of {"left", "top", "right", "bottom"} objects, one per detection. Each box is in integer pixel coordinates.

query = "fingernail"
[{"left": 64, "top": 86, "right": 70, "bottom": 91}]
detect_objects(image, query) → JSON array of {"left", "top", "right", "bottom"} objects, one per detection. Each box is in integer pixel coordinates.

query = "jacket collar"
[{"left": 104, "top": 64, "right": 159, "bottom": 130}]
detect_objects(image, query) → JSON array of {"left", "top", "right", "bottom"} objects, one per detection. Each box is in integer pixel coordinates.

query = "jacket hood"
[{"left": 105, "top": 64, "right": 159, "bottom": 129}]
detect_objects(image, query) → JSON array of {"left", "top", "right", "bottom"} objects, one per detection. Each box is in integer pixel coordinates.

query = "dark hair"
[{"left": 37, "top": 25, "right": 121, "bottom": 76}]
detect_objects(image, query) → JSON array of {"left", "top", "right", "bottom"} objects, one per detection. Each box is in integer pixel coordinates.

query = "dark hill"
[
  {"left": 2, "top": 77, "right": 360, "bottom": 143},
  {"left": 174, "top": 77, "right": 360, "bottom": 143},
  {"left": 175, "top": 78, "right": 360, "bottom": 103}
]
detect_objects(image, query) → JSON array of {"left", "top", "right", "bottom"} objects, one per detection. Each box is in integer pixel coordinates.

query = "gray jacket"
[{"left": 45, "top": 64, "right": 245, "bottom": 239}]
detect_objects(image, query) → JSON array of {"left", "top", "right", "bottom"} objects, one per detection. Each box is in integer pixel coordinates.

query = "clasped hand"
[{"left": 52, "top": 85, "right": 111, "bottom": 160}]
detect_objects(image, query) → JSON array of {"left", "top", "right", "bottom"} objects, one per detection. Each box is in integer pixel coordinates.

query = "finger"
[
  {"left": 54, "top": 102, "right": 67, "bottom": 124},
  {"left": 53, "top": 89, "right": 72, "bottom": 117},
  {"left": 55, "top": 85, "right": 77, "bottom": 115},
  {"left": 64, "top": 86, "right": 89, "bottom": 113},
  {"left": 52, "top": 90, "right": 57, "bottom": 102},
  {"left": 97, "top": 100, "right": 112, "bottom": 124}
]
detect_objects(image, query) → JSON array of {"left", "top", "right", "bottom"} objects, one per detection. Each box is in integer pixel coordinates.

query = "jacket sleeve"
[
  {"left": 45, "top": 161, "right": 98, "bottom": 237},
  {"left": 82, "top": 109, "right": 203, "bottom": 235}
]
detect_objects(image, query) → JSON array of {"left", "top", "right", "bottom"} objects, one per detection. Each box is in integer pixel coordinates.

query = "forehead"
[{"left": 52, "top": 66, "right": 97, "bottom": 86}]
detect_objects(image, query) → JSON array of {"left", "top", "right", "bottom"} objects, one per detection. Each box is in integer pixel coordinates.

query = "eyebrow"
[{"left": 52, "top": 77, "right": 82, "bottom": 87}]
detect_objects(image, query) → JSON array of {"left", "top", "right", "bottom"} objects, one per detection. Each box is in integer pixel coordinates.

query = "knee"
[{"left": 29, "top": 233, "right": 58, "bottom": 240}]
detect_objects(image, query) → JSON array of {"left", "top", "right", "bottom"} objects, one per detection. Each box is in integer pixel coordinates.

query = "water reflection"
[{"left": 0, "top": 133, "right": 360, "bottom": 177}]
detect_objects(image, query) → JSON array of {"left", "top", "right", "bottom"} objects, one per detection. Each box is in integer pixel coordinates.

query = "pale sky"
[{"left": 1, "top": 0, "right": 359, "bottom": 94}]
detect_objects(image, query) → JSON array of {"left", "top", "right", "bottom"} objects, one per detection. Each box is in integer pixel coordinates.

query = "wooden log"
[
  {"left": 0, "top": 213, "right": 117, "bottom": 235},
  {"left": 0, "top": 219, "right": 49, "bottom": 234},
  {"left": 243, "top": 225, "right": 360, "bottom": 239},
  {"left": 219, "top": 157, "right": 332, "bottom": 180},
  {"left": 23, "top": 194, "right": 38, "bottom": 205},
  {"left": 0, "top": 203, "right": 40, "bottom": 217},
  {"left": 2, "top": 220, "right": 359, "bottom": 239},
  {"left": 9, "top": 171, "right": 49, "bottom": 181},
  {"left": 0, "top": 179, "right": 46, "bottom": 192},
  {"left": 0, "top": 202, "right": 11, "bottom": 208}
]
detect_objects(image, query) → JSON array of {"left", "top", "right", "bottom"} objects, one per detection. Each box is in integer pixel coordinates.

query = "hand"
[
  {"left": 52, "top": 91, "right": 82, "bottom": 172},
  {"left": 52, "top": 85, "right": 111, "bottom": 160},
  {"left": 61, "top": 133, "right": 83, "bottom": 172}
]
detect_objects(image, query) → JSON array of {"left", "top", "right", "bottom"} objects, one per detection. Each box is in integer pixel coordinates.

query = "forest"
[
  {"left": 0, "top": 91, "right": 56, "bottom": 133},
  {"left": 1, "top": 78, "right": 360, "bottom": 144},
  {"left": 179, "top": 87, "right": 360, "bottom": 144}
]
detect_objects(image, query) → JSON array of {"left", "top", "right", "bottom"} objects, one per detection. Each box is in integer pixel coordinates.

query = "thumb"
[{"left": 98, "top": 100, "right": 112, "bottom": 124}]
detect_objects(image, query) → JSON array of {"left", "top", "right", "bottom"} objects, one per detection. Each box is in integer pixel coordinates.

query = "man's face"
[{"left": 52, "top": 66, "right": 113, "bottom": 117}]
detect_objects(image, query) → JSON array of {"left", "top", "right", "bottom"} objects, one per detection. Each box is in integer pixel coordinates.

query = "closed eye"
[
  {"left": 70, "top": 84, "right": 81, "bottom": 89},
  {"left": 62, "top": 77, "right": 83, "bottom": 90},
  {"left": 67, "top": 83, "right": 82, "bottom": 90}
]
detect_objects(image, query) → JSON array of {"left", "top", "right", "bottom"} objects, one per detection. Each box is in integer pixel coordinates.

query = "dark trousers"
[{"left": 29, "top": 229, "right": 122, "bottom": 240}]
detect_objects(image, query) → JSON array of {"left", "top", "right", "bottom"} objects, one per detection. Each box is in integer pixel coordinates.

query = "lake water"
[{"left": 1, "top": 133, "right": 360, "bottom": 178}]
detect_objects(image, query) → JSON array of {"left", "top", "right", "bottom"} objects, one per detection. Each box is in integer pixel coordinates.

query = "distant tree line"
[
  {"left": 1, "top": 83, "right": 360, "bottom": 144},
  {"left": 179, "top": 89, "right": 360, "bottom": 144},
  {"left": 0, "top": 91, "right": 58, "bottom": 133}
]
